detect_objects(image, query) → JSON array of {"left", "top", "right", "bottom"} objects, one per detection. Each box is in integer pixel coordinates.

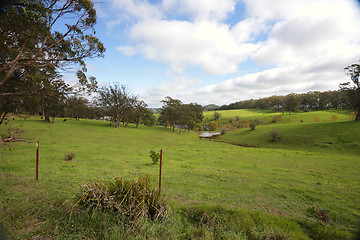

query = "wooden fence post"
[
  {"left": 159, "top": 149, "right": 162, "bottom": 195},
  {"left": 35, "top": 141, "right": 39, "bottom": 181}
]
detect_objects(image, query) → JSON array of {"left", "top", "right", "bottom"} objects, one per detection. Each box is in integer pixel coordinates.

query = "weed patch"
[{"left": 77, "top": 175, "right": 166, "bottom": 220}]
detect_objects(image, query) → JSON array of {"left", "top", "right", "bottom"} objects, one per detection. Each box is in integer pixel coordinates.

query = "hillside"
[{"left": 0, "top": 114, "right": 359, "bottom": 239}]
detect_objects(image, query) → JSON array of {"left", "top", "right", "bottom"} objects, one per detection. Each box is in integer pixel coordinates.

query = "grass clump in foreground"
[{"left": 77, "top": 175, "right": 166, "bottom": 220}]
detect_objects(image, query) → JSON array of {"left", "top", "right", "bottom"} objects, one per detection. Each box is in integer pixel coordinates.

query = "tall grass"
[{"left": 77, "top": 175, "right": 166, "bottom": 220}]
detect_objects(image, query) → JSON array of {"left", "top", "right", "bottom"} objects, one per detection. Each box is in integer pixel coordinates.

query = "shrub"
[
  {"left": 262, "top": 117, "right": 268, "bottom": 125},
  {"left": 250, "top": 121, "right": 257, "bottom": 131},
  {"left": 273, "top": 115, "right": 282, "bottom": 123},
  {"left": 244, "top": 119, "right": 250, "bottom": 127},
  {"left": 270, "top": 129, "right": 280, "bottom": 142},
  {"left": 330, "top": 115, "right": 339, "bottom": 121},
  {"left": 220, "top": 129, "right": 226, "bottom": 135},
  {"left": 195, "top": 123, "right": 202, "bottom": 131},
  {"left": 315, "top": 117, "right": 321, "bottom": 122},
  {"left": 254, "top": 118, "right": 261, "bottom": 125},
  {"left": 350, "top": 112, "right": 357, "bottom": 120},
  {"left": 77, "top": 175, "right": 166, "bottom": 220},
  {"left": 149, "top": 150, "right": 160, "bottom": 164},
  {"left": 64, "top": 152, "right": 75, "bottom": 161},
  {"left": 235, "top": 116, "right": 240, "bottom": 122},
  {"left": 206, "top": 121, "right": 218, "bottom": 131}
]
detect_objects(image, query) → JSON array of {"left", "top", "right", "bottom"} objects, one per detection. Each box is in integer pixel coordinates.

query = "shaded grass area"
[{"left": 0, "top": 116, "right": 360, "bottom": 239}]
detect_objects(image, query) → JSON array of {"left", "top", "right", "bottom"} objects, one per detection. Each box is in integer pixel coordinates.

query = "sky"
[{"left": 76, "top": 0, "right": 360, "bottom": 108}]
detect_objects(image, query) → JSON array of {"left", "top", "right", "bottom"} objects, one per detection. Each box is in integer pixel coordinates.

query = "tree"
[
  {"left": 285, "top": 93, "right": 299, "bottom": 114},
  {"left": 0, "top": 0, "right": 105, "bottom": 90},
  {"left": 98, "top": 84, "right": 130, "bottom": 128},
  {"left": 343, "top": 63, "right": 360, "bottom": 120},
  {"left": 213, "top": 111, "right": 221, "bottom": 120},
  {"left": 65, "top": 96, "right": 89, "bottom": 120},
  {"left": 131, "top": 100, "right": 152, "bottom": 128},
  {"left": 160, "top": 97, "right": 182, "bottom": 132}
]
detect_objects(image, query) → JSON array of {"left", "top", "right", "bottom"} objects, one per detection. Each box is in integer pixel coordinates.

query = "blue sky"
[{"left": 71, "top": 0, "right": 360, "bottom": 107}]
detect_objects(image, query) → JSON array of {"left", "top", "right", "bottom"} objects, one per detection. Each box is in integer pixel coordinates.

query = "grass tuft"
[{"left": 77, "top": 175, "right": 166, "bottom": 220}]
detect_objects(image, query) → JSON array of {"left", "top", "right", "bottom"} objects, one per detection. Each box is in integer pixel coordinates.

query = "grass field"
[{"left": 0, "top": 111, "right": 359, "bottom": 239}]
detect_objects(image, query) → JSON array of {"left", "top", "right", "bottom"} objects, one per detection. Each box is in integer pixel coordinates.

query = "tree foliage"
[
  {"left": 217, "top": 90, "right": 350, "bottom": 112},
  {"left": 0, "top": 0, "right": 105, "bottom": 89},
  {"left": 97, "top": 84, "right": 153, "bottom": 128},
  {"left": 159, "top": 97, "right": 203, "bottom": 132},
  {"left": 343, "top": 63, "right": 360, "bottom": 120}
]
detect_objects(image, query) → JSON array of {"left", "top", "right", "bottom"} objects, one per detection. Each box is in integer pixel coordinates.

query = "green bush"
[
  {"left": 270, "top": 129, "right": 280, "bottom": 142},
  {"left": 77, "top": 175, "right": 166, "bottom": 220},
  {"left": 250, "top": 121, "right": 257, "bottom": 131},
  {"left": 149, "top": 150, "right": 160, "bottom": 164},
  {"left": 206, "top": 121, "right": 218, "bottom": 131},
  {"left": 64, "top": 152, "right": 75, "bottom": 161}
]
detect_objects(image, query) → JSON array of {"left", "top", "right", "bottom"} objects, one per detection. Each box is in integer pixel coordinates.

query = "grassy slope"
[{"left": 0, "top": 114, "right": 359, "bottom": 239}]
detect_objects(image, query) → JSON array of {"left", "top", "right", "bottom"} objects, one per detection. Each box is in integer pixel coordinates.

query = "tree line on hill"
[
  {"left": 216, "top": 90, "right": 349, "bottom": 113},
  {"left": 215, "top": 64, "right": 360, "bottom": 120}
]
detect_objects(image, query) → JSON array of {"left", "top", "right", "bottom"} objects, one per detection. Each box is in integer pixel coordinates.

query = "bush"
[
  {"left": 315, "top": 117, "right": 321, "bottom": 122},
  {"left": 206, "top": 121, "right": 218, "bottom": 131},
  {"left": 330, "top": 115, "right": 338, "bottom": 121},
  {"left": 244, "top": 119, "right": 250, "bottom": 127},
  {"left": 220, "top": 129, "right": 226, "bottom": 135},
  {"left": 64, "top": 152, "right": 75, "bottom": 161},
  {"left": 270, "top": 129, "right": 280, "bottom": 142},
  {"left": 77, "top": 175, "right": 166, "bottom": 220},
  {"left": 273, "top": 115, "right": 282, "bottom": 123},
  {"left": 262, "top": 117, "right": 268, "bottom": 125},
  {"left": 254, "top": 118, "right": 261, "bottom": 125},
  {"left": 149, "top": 150, "right": 160, "bottom": 164},
  {"left": 250, "top": 121, "right": 257, "bottom": 131}
]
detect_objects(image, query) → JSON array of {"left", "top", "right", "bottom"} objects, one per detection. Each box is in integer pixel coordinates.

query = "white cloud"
[
  {"left": 104, "top": 0, "right": 360, "bottom": 106},
  {"left": 128, "top": 19, "right": 261, "bottom": 74},
  {"left": 110, "top": 0, "right": 163, "bottom": 20},
  {"left": 141, "top": 75, "right": 203, "bottom": 106},
  {"left": 162, "top": 0, "right": 238, "bottom": 21},
  {"left": 116, "top": 46, "right": 139, "bottom": 56}
]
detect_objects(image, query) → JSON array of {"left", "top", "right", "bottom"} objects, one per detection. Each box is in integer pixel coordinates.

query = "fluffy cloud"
[
  {"left": 127, "top": 19, "right": 260, "bottom": 74},
  {"left": 161, "top": 0, "right": 238, "bottom": 21},
  {"left": 107, "top": 0, "right": 360, "bottom": 106}
]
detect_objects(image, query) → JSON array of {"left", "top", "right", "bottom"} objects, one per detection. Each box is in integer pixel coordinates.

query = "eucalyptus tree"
[
  {"left": 0, "top": 0, "right": 105, "bottom": 91},
  {"left": 98, "top": 84, "right": 130, "bottom": 128},
  {"left": 343, "top": 62, "right": 360, "bottom": 120}
]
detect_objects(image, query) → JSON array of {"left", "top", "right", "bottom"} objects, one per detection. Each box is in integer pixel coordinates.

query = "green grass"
[
  {"left": 203, "top": 109, "right": 352, "bottom": 123},
  {"left": 0, "top": 114, "right": 359, "bottom": 239},
  {"left": 203, "top": 109, "right": 280, "bottom": 121}
]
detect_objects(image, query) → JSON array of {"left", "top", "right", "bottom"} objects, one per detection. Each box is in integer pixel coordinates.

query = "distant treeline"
[{"left": 216, "top": 90, "right": 350, "bottom": 112}]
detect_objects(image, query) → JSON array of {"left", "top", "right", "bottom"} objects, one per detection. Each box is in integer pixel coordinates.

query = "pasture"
[{"left": 0, "top": 110, "right": 359, "bottom": 239}]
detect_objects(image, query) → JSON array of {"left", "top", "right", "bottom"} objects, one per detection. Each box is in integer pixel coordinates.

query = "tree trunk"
[
  {"left": 44, "top": 114, "right": 50, "bottom": 122},
  {"left": 0, "top": 112, "right": 8, "bottom": 125},
  {"left": 356, "top": 111, "right": 360, "bottom": 121},
  {"left": 52, "top": 117, "right": 55, "bottom": 123}
]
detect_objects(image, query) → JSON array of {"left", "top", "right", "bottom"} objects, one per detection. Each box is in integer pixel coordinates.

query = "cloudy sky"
[{"left": 82, "top": 0, "right": 360, "bottom": 107}]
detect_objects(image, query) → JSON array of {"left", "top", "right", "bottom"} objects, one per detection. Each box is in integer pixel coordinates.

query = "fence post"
[
  {"left": 159, "top": 149, "right": 162, "bottom": 195},
  {"left": 35, "top": 141, "right": 39, "bottom": 181}
]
